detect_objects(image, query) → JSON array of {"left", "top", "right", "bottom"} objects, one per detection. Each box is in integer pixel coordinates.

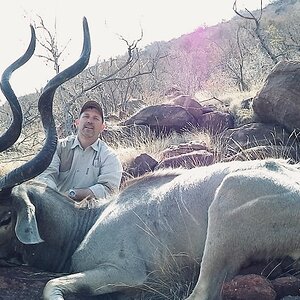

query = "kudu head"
[{"left": 0, "top": 17, "right": 91, "bottom": 249}]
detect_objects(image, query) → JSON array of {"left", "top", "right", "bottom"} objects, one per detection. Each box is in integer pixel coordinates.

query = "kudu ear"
[{"left": 11, "top": 187, "right": 43, "bottom": 245}]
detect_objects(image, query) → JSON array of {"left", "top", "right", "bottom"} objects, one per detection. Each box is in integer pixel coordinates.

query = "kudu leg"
[{"left": 43, "top": 265, "right": 147, "bottom": 300}]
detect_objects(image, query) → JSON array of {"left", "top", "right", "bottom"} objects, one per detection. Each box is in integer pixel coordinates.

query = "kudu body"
[
  {"left": 1, "top": 18, "right": 300, "bottom": 300},
  {"left": 186, "top": 160, "right": 300, "bottom": 300}
]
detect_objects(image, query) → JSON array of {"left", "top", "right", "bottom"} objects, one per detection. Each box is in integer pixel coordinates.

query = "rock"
[
  {"left": 253, "top": 61, "right": 300, "bottom": 132},
  {"left": 220, "top": 122, "right": 297, "bottom": 157},
  {"left": 223, "top": 274, "right": 276, "bottom": 300},
  {"left": 126, "top": 153, "right": 158, "bottom": 177},
  {"left": 221, "top": 145, "right": 300, "bottom": 163},
  {"left": 272, "top": 276, "right": 300, "bottom": 299},
  {"left": 199, "top": 111, "right": 234, "bottom": 134},
  {"left": 156, "top": 150, "right": 214, "bottom": 169},
  {"left": 160, "top": 141, "right": 209, "bottom": 159},
  {"left": 201, "top": 105, "right": 215, "bottom": 113},
  {"left": 169, "top": 95, "right": 204, "bottom": 122},
  {"left": 123, "top": 104, "right": 197, "bottom": 134}
]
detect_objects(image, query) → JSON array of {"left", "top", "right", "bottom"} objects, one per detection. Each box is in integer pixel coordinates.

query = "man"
[{"left": 37, "top": 100, "right": 123, "bottom": 201}]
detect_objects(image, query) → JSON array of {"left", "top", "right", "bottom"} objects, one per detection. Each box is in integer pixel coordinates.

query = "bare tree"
[
  {"left": 263, "top": 6, "right": 300, "bottom": 60},
  {"left": 221, "top": 26, "right": 250, "bottom": 92},
  {"left": 63, "top": 31, "right": 167, "bottom": 120},
  {"left": 32, "top": 17, "right": 166, "bottom": 136},
  {"left": 33, "top": 15, "right": 70, "bottom": 74},
  {"left": 233, "top": 0, "right": 279, "bottom": 64}
]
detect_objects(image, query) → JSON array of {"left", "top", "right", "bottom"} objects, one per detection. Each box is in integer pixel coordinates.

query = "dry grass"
[
  {"left": 0, "top": 154, "right": 35, "bottom": 177},
  {"left": 134, "top": 264, "right": 198, "bottom": 300},
  {"left": 196, "top": 87, "right": 261, "bottom": 127},
  {"left": 113, "top": 128, "right": 212, "bottom": 169}
]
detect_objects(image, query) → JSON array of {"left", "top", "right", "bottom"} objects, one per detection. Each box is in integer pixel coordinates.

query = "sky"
[{"left": 0, "top": 0, "right": 272, "bottom": 98}]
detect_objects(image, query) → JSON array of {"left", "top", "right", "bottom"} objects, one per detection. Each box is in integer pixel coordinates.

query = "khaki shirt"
[{"left": 37, "top": 135, "right": 123, "bottom": 198}]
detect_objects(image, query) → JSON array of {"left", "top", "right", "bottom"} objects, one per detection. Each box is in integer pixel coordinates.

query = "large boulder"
[
  {"left": 220, "top": 122, "right": 298, "bottom": 158},
  {"left": 123, "top": 104, "right": 197, "bottom": 134},
  {"left": 253, "top": 61, "right": 300, "bottom": 132}
]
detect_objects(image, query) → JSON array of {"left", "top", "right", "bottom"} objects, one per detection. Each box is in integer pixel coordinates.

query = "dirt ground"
[{"left": 0, "top": 266, "right": 117, "bottom": 300}]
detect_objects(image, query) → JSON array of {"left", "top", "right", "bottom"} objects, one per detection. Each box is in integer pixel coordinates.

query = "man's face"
[{"left": 77, "top": 108, "right": 105, "bottom": 139}]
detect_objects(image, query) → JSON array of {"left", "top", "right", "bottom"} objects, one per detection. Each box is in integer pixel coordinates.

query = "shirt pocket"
[
  {"left": 92, "top": 156, "right": 101, "bottom": 168},
  {"left": 88, "top": 164, "right": 102, "bottom": 178}
]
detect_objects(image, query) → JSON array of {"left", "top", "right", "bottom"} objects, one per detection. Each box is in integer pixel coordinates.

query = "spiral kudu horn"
[
  {"left": 0, "top": 25, "right": 36, "bottom": 152},
  {"left": 0, "top": 17, "right": 91, "bottom": 191}
]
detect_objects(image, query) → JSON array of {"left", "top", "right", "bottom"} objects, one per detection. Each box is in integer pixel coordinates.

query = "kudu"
[{"left": 1, "top": 17, "right": 300, "bottom": 300}]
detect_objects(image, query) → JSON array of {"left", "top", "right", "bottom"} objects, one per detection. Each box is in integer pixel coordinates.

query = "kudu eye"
[{"left": 0, "top": 212, "right": 12, "bottom": 227}]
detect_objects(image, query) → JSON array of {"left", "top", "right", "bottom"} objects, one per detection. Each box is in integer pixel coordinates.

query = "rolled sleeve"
[{"left": 89, "top": 151, "right": 123, "bottom": 198}]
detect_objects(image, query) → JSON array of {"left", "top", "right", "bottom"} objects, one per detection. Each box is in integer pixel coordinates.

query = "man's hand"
[{"left": 68, "top": 188, "right": 95, "bottom": 201}]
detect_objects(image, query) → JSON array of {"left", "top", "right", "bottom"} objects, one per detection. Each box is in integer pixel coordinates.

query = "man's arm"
[
  {"left": 88, "top": 151, "right": 123, "bottom": 199},
  {"left": 68, "top": 153, "right": 122, "bottom": 201}
]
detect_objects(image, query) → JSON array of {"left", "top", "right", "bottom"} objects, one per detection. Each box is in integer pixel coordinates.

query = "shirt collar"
[
  {"left": 71, "top": 136, "right": 81, "bottom": 149},
  {"left": 71, "top": 136, "right": 101, "bottom": 152},
  {"left": 91, "top": 139, "right": 101, "bottom": 151}
]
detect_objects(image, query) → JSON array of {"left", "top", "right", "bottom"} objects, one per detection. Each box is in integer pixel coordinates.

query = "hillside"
[{"left": 1, "top": 0, "right": 300, "bottom": 145}]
